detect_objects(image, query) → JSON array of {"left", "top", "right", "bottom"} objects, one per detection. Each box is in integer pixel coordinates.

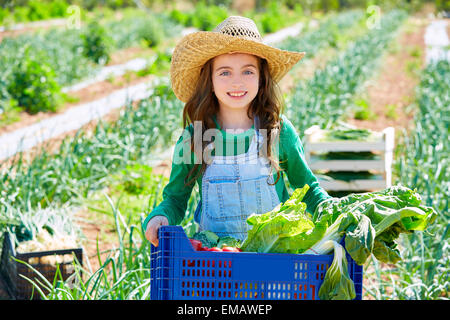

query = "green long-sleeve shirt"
[{"left": 143, "top": 114, "right": 330, "bottom": 229}]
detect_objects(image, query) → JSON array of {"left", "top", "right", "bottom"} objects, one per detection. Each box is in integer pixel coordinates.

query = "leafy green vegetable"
[
  {"left": 313, "top": 186, "right": 437, "bottom": 265},
  {"left": 192, "top": 230, "right": 219, "bottom": 248},
  {"left": 318, "top": 240, "right": 356, "bottom": 300},
  {"left": 217, "top": 236, "right": 241, "bottom": 248},
  {"left": 344, "top": 213, "right": 375, "bottom": 265},
  {"left": 240, "top": 185, "right": 324, "bottom": 253},
  {"left": 324, "top": 127, "right": 372, "bottom": 141},
  {"left": 239, "top": 184, "right": 436, "bottom": 300}
]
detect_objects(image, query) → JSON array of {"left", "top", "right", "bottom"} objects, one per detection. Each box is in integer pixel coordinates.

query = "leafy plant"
[
  {"left": 137, "top": 49, "right": 172, "bottom": 77},
  {"left": 138, "top": 18, "right": 164, "bottom": 48},
  {"left": 80, "top": 20, "right": 114, "bottom": 65},
  {"left": 374, "top": 59, "right": 450, "bottom": 300},
  {"left": 352, "top": 98, "right": 377, "bottom": 121},
  {"left": 169, "top": 9, "right": 190, "bottom": 26},
  {"left": 240, "top": 184, "right": 437, "bottom": 299},
  {"left": 15, "top": 197, "right": 153, "bottom": 300},
  {"left": 312, "top": 186, "right": 437, "bottom": 265},
  {"left": 7, "top": 47, "right": 62, "bottom": 114},
  {"left": 27, "top": 0, "right": 51, "bottom": 21},
  {"left": 385, "top": 103, "right": 398, "bottom": 119},
  {"left": 184, "top": 1, "right": 228, "bottom": 31},
  {"left": 241, "top": 185, "right": 323, "bottom": 253},
  {"left": 318, "top": 240, "right": 356, "bottom": 300},
  {"left": 258, "top": 1, "right": 284, "bottom": 33}
]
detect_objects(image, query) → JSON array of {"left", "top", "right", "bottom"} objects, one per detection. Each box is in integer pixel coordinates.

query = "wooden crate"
[{"left": 304, "top": 125, "right": 394, "bottom": 192}]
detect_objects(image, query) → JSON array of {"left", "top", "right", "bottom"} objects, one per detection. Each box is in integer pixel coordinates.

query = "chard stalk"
[{"left": 305, "top": 215, "right": 344, "bottom": 255}]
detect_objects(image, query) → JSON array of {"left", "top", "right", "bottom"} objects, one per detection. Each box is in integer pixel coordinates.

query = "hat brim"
[{"left": 170, "top": 31, "right": 306, "bottom": 103}]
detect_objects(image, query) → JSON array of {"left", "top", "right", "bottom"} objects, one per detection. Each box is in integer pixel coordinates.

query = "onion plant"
[
  {"left": 286, "top": 10, "right": 408, "bottom": 135},
  {"left": 364, "top": 60, "right": 449, "bottom": 300},
  {"left": 0, "top": 78, "right": 182, "bottom": 234},
  {"left": 18, "top": 177, "right": 199, "bottom": 300}
]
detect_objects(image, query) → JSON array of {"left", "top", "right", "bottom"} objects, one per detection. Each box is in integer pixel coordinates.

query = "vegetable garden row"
[
  {"left": 0, "top": 3, "right": 305, "bottom": 122},
  {"left": 0, "top": 3, "right": 448, "bottom": 300}
]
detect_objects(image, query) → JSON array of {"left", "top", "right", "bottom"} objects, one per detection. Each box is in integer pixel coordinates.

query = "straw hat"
[{"left": 170, "top": 16, "right": 306, "bottom": 103}]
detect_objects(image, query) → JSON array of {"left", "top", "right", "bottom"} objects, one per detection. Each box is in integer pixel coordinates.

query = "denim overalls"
[{"left": 193, "top": 116, "right": 281, "bottom": 241}]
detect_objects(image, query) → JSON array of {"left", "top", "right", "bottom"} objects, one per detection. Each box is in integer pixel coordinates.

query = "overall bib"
[{"left": 193, "top": 117, "right": 281, "bottom": 241}]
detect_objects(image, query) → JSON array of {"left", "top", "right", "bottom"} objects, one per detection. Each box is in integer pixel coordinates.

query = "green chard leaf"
[
  {"left": 372, "top": 238, "right": 402, "bottom": 263},
  {"left": 318, "top": 240, "right": 356, "bottom": 300},
  {"left": 344, "top": 213, "right": 375, "bottom": 265},
  {"left": 313, "top": 186, "right": 437, "bottom": 265}
]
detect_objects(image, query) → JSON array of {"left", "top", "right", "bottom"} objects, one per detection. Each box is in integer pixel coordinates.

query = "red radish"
[
  {"left": 222, "top": 246, "right": 241, "bottom": 252},
  {"left": 206, "top": 247, "right": 222, "bottom": 252},
  {"left": 189, "top": 239, "right": 202, "bottom": 251}
]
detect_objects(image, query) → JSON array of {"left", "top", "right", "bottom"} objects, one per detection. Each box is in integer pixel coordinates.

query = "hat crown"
[{"left": 213, "top": 16, "right": 262, "bottom": 42}]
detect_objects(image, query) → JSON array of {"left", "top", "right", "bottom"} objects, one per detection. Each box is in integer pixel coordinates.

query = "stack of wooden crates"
[{"left": 304, "top": 125, "right": 395, "bottom": 193}]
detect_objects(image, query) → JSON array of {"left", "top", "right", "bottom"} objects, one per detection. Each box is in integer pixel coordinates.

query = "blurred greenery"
[
  {"left": 81, "top": 20, "right": 114, "bottom": 64},
  {"left": 7, "top": 47, "right": 63, "bottom": 114},
  {"left": 0, "top": 0, "right": 444, "bottom": 26}
]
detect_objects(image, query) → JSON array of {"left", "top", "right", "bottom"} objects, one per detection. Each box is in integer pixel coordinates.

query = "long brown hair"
[{"left": 182, "top": 55, "right": 284, "bottom": 187}]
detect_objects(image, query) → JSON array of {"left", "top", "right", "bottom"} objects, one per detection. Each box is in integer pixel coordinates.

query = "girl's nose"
[{"left": 231, "top": 76, "right": 244, "bottom": 88}]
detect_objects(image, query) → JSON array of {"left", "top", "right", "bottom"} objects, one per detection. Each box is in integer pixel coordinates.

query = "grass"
[
  {"left": 363, "top": 60, "right": 450, "bottom": 300},
  {"left": 352, "top": 98, "right": 378, "bottom": 121},
  {"left": 385, "top": 104, "right": 399, "bottom": 120},
  {"left": 83, "top": 163, "right": 169, "bottom": 235}
]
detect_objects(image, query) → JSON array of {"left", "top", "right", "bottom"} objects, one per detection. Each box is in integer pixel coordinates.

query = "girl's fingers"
[
  {"left": 150, "top": 226, "right": 159, "bottom": 247},
  {"left": 146, "top": 216, "right": 168, "bottom": 247}
]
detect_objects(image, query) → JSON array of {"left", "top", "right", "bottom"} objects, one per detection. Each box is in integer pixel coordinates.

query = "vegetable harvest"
[
  {"left": 185, "top": 184, "right": 436, "bottom": 299},
  {"left": 239, "top": 184, "right": 437, "bottom": 299},
  {"left": 311, "top": 186, "right": 437, "bottom": 264}
]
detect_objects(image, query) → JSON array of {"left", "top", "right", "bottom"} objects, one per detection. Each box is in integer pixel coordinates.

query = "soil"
[
  {"left": 0, "top": 47, "right": 156, "bottom": 136},
  {"left": 0, "top": 19, "right": 67, "bottom": 43},
  {"left": 74, "top": 207, "right": 118, "bottom": 274},
  {"left": 345, "top": 16, "right": 429, "bottom": 135}
]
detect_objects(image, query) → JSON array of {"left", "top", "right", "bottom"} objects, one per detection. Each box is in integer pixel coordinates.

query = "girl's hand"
[{"left": 145, "top": 216, "right": 169, "bottom": 247}]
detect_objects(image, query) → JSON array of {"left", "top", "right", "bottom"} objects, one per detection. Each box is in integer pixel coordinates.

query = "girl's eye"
[
  {"left": 219, "top": 71, "right": 230, "bottom": 76},
  {"left": 243, "top": 70, "right": 254, "bottom": 75}
]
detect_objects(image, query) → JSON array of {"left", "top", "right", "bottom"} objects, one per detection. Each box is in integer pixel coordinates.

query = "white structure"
[
  {"left": 424, "top": 20, "right": 450, "bottom": 64},
  {"left": 304, "top": 125, "right": 395, "bottom": 192}
]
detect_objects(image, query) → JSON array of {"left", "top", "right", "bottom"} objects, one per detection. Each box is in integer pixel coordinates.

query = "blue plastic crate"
[{"left": 150, "top": 226, "right": 363, "bottom": 300}]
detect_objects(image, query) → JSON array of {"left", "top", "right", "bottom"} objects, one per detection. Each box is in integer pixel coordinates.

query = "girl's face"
[{"left": 211, "top": 53, "right": 259, "bottom": 113}]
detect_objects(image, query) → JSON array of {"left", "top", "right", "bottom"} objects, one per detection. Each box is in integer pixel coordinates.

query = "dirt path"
[
  {"left": 0, "top": 18, "right": 68, "bottom": 42},
  {"left": 0, "top": 46, "right": 156, "bottom": 136},
  {"left": 346, "top": 16, "right": 429, "bottom": 134},
  {"left": 74, "top": 207, "right": 119, "bottom": 274}
]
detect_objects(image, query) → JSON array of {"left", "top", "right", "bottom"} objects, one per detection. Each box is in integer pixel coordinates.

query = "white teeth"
[{"left": 228, "top": 92, "right": 246, "bottom": 97}]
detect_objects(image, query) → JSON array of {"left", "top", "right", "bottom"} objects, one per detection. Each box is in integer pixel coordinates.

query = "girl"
[{"left": 144, "top": 16, "right": 331, "bottom": 246}]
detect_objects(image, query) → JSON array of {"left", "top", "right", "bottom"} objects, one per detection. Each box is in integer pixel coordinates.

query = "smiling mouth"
[{"left": 227, "top": 91, "right": 247, "bottom": 97}]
